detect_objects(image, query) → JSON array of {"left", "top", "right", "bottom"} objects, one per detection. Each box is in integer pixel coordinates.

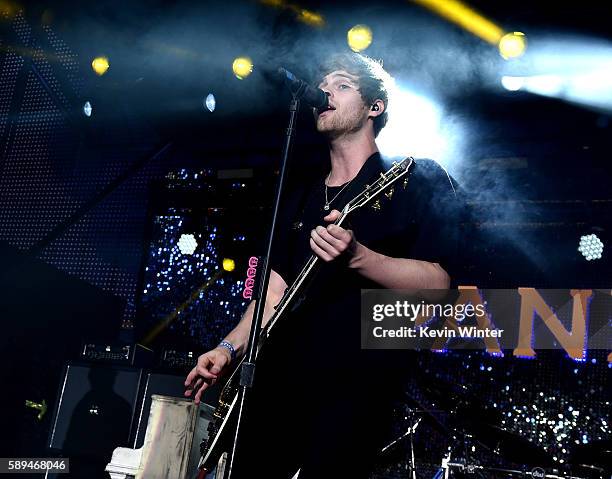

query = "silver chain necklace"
[{"left": 324, "top": 173, "right": 353, "bottom": 211}]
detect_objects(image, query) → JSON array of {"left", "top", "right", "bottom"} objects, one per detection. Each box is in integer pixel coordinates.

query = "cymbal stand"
[
  {"left": 380, "top": 408, "right": 423, "bottom": 479},
  {"left": 437, "top": 429, "right": 486, "bottom": 478}
]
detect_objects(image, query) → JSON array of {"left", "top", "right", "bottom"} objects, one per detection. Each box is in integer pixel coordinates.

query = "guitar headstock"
[{"left": 343, "top": 157, "right": 414, "bottom": 214}]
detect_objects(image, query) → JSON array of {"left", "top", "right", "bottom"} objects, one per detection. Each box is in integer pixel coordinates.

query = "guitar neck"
[{"left": 258, "top": 157, "right": 413, "bottom": 350}]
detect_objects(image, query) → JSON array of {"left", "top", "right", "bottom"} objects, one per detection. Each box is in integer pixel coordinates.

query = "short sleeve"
[
  {"left": 409, "top": 160, "right": 464, "bottom": 287},
  {"left": 268, "top": 184, "right": 308, "bottom": 286},
  {"left": 269, "top": 204, "right": 293, "bottom": 286}
]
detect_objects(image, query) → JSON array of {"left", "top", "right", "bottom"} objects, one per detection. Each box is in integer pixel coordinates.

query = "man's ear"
[{"left": 368, "top": 99, "right": 385, "bottom": 118}]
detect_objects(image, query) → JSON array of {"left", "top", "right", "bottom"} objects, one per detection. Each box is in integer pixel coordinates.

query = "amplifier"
[
  {"left": 48, "top": 362, "right": 144, "bottom": 454},
  {"left": 47, "top": 362, "right": 145, "bottom": 478},
  {"left": 159, "top": 348, "right": 198, "bottom": 371},
  {"left": 80, "top": 342, "right": 153, "bottom": 366}
]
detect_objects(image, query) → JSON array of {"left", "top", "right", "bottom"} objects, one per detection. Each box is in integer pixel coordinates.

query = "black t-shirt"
[
  {"left": 267, "top": 152, "right": 460, "bottom": 357},
  {"left": 272, "top": 152, "right": 459, "bottom": 282},
  {"left": 242, "top": 152, "right": 461, "bottom": 477}
]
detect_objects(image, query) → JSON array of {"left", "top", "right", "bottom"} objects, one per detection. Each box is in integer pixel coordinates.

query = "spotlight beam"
[
  {"left": 260, "top": 0, "right": 325, "bottom": 27},
  {"left": 410, "top": 0, "right": 504, "bottom": 45},
  {"left": 141, "top": 270, "right": 222, "bottom": 346}
]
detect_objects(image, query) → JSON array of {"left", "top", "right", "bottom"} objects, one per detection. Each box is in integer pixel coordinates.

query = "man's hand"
[
  {"left": 310, "top": 209, "right": 360, "bottom": 262},
  {"left": 184, "top": 347, "right": 231, "bottom": 404}
]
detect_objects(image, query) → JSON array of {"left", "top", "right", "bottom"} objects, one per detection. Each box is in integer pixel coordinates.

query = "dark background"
[{"left": 0, "top": 0, "right": 610, "bottom": 475}]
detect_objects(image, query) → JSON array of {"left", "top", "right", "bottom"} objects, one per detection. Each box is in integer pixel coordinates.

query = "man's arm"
[
  {"left": 347, "top": 242, "right": 450, "bottom": 289},
  {"left": 185, "top": 269, "right": 288, "bottom": 403},
  {"left": 223, "top": 269, "right": 288, "bottom": 357},
  {"left": 309, "top": 210, "right": 450, "bottom": 289}
]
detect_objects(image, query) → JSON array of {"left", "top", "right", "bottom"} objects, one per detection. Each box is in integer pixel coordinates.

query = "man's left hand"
[{"left": 310, "top": 209, "right": 359, "bottom": 262}]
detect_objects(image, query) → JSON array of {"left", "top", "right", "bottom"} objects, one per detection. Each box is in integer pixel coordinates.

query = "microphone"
[{"left": 277, "top": 67, "right": 329, "bottom": 109}]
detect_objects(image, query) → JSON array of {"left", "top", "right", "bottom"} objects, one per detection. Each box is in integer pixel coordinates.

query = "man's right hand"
[{"left": 184, "top": 347, "right": 231, "bottom": 404}]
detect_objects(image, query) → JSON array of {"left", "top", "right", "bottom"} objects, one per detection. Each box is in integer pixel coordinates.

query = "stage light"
[
  {"left": 297, "top": 9, "right": 324, "bottom": 27},
  {"left": 578, "top": 234, "right": 603, "bottom": 261},
  {"left": 178, "top": 234, "right": 198, "bottom": 255},
  {"left": 526, "top": 74, "right": 564, "bottom": 97},
  {"left": 232, "top": 57, "right": 253, "bottom": 80},
  {"left": 500, "top": 38, "right": 612, "bottom": 111},
  {"left": 499, "top": 32, "right": 527, "bottom": 60},
  {"left": 501, "top": 74, "right": 563, "bottom": 97},
  {"left": 261, "top": 0, "right": 325, "bottom": 27},
  {"left": 347, "top": 24, "right": 373, "bottom": 52},
  {"left": 91, "top": 56, "right": 110, "bottom": 76},
  {"left": 411, "top": 0, "right": 504, "bottom": 45},
  {"left": 222, "top": 258, "right": 236, "bottom": 272},
  {"left": 82, "top": 101, "right": 92, "bottom": 117},
  {"left": 501, "top": 76, "right": 525, "bottom": 92},
  {"left": 377, "top": 86, "right": 447, "bottom": 162},
  {"left": 0, "top": 0, "right": 18, "bottom": 17},
  {"left": 205, "top": 93, "right": 216, "bottom": 112}
]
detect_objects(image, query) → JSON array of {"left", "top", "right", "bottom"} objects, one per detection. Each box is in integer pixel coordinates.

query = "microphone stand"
[{"left": 225, "top": 93, "right": 301, "bottom": 479}]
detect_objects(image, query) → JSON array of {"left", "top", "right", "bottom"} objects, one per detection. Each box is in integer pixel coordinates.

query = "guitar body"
[
  {"left": 196, "top": 158, "right": 415, "bottom": 478},
  {"left": 197, "top": 357, "right": 244, "bottom": 477}
]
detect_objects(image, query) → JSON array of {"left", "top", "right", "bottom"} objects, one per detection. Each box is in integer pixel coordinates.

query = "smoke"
[{"left": 49, "top": 0, "right": 509, "bottom": 117}]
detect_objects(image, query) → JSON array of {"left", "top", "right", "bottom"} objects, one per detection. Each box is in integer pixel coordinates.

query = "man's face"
[{"left": 315, "top": 70, "right": 370, "bottom": 138}]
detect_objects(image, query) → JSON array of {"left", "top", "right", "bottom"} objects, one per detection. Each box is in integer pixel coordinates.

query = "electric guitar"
[{"left": 196, "top": 157, "right": 415, "bottom": 479}]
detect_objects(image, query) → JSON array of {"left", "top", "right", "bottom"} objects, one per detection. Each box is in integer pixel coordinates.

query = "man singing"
[{"left": 185, "top": 52, "right": 459, "bottom": 478}]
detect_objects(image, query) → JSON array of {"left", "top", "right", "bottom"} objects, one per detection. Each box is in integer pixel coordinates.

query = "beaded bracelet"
[{"left": 218, "top": 340, "right": 236, "bottom": 360}]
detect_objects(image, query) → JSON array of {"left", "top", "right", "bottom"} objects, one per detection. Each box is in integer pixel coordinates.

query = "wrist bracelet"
[{"left": 218, "top": 340, "right": 236, "bottom": 360}]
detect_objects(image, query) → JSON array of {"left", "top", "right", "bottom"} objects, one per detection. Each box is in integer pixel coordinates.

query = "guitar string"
[
  {"left": 202, "top": 159, "right": 414, "bottom": 466},
  {"left": 263, "top": 159, "right": 413, "bottom": 338}
]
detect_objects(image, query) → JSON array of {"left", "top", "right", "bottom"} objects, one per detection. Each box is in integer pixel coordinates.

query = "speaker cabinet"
[{"left": 48, "top": 362, "right": 144, "bottom": 458}]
